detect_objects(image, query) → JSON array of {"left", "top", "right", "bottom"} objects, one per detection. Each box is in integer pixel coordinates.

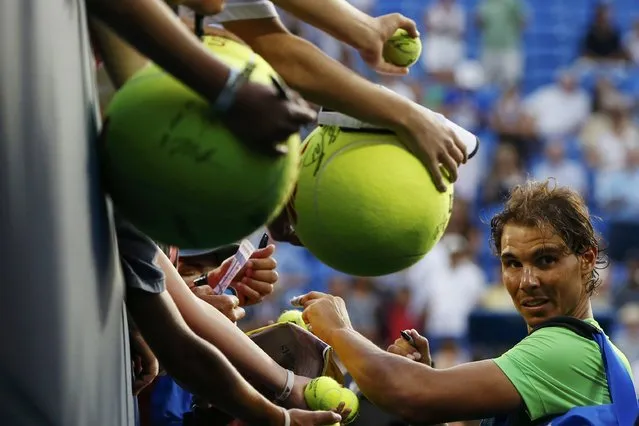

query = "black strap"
[{"left": 529, "top": 316, "right": 600, "bottom": 340}]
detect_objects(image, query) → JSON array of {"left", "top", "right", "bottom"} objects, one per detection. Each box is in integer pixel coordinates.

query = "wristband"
[
  {"left": 282, "top": 408, "right": 291, "bottom": 426},
  {"left": 274, "top": 369, "right": 294, "bottom": 404},
  {"left": 212, "top": 56, "right": 257, "bottom": 113}
]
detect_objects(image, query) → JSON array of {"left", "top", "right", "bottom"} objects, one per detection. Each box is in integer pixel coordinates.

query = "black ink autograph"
[
  {"left": 301, "top": 126, "right": 341, "bottom": 177},
  {"left": 159, "top": 101, "right": 218, "bottom": 164}
]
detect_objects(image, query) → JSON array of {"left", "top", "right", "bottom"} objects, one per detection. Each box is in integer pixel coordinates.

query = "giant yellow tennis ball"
[
  {"left": 382, "top": 29, "right": 422, "bottom": 67},
  {"left": 277, "top": 310, "right": 308, "bottom": 330},
  {"left": 101, "top": 35, "right": 300, "bottom": 248},
  {"left": 291, "top": 126, "right": 453, "bottom": 276},
  {"left": 304, "top": 377, "right": 359, "bottom": 424}
]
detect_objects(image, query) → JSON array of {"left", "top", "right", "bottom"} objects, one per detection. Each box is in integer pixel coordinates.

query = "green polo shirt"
[{"left": 493, "top": 319, "right": 633, "bottom": 425}]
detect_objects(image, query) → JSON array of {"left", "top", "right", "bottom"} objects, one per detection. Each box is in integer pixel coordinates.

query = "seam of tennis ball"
[{"left": 310, "top": 138, "right": 432, "bottom": 263}]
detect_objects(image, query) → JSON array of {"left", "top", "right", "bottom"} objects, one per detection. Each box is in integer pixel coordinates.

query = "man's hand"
[
  {"left": 394, "top": 104, "right": 467, "bottom": 192},
  {"left": 198, "top": 245, "right": 279, "bottom": 307},
  {"left": 231, "top": 244, "right": 279, "bottom": 306},
  {"left": 387, "top": 329, "right": 432, "bottom": 366},
  {"left": 222, "top": 81, "right": 317, "bottom": 156},
  {"left": 359, "top": 13, "right": 420, "bottom": 75},
  {"left": 298, "top": 292, "right": 353, "bottom": 345},
  {"left": 130, "top": 330, "right": 160, "bottom": 396},
  {"left": 191, "top": 288, "right": 247, "bottom": 322}
]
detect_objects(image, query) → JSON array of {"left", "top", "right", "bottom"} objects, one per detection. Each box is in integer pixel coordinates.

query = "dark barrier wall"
[{"left": 0, "top": 1, "right": 133, "bottom": 424}]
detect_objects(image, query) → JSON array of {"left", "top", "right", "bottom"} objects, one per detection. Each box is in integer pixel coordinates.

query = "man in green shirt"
[
  {"left": 476, "top": 0, "right": 527, "bottom": 87},
  {"left": 293, "top": 180, "right": 635, "bottom": 425},
  {"left": 493, "top": 317, "right": 631, "bottom": 424}
]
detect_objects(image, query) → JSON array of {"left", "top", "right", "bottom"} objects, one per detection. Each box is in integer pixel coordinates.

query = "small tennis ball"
[
  {"left": 101, "top": 35, "right": 299, "bottom": 248},
  {"left": 292, "top": 126, "right": 453, "bottom": 276},
  {"left": 304, "top": 377, "right": 341, "bottom": 408},
  {"left": 339, "top": 388, "right": 359, "bottom": 424},
  {"left": 382, "top": 29, "right": 422, "bottom": 67},
  {"left": 277, "top": 310, "right": 308, "bottom": 330}
]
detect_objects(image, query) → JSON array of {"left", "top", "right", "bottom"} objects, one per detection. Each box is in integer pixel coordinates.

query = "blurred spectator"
[
  {"left": 524, "top": 70, "right": 591, "bottom": 140},
  {"left": 613, "top": 303, "right": 639, "bottom": 364},
  {"left": 611, "top": 252, "right": 639, "bottom": 310},
  {"left": 579, "top": 2, "right": 628, "bottom": 63},
  {"left": 490, "top": 83, "right": 537, "bottom": 160},
  {"left": 532, "top": 141, "right": 588, "bottom": 196},
  {"left": 596, "top": 149, "right": 639, "bottom": 262},
  {"left": 441, "top": 87, "right": 482, "bottom": 134},
  {"left": 591, "top": 76, "right": 619, "bottom": 114},
  {"left": 480, "top": 266, "right": 516, "bottom": 312},
  {"left": 476, "top": 0, "right": 527, "bottom": 87},
  {"left": 383, "top": 287, "right": 419, "bottom": 346},
  {"left": 445, "top": 198, "right": 482, "bottom": 258},
  {"left": 480, "top": 144, "right": 526, "bottom": 205},
  {"left": 585, "top": 94, "right": 639, "bottom": 172},
  {"left": 419, "top": 234, "right": 486, "bottom": 348},
  {"left": 624, "top": 18, "right": 639, "bottom": 65},
  {"left": 347, "top": 277, "right": 381, "bottom": 344},
  {"left": 595, "top": 146, "right": 639, "bottom": 215},
  {"left": 432, "top": 338, "right": 471, "bottom": 369},
  {"left": 422, "top": 0, "right": 466, "bottom": 83},
  {"left": 580, "top": 77, "right": 622, "bottom": 148}
]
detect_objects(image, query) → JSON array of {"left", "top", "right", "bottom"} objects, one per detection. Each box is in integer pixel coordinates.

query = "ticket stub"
[{"left": 212, "top": 239, "right": 255, "bottom": 295}]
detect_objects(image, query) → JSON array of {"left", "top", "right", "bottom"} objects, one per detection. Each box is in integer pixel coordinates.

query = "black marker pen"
[{"left": 258, "top": 233, "right": 269, "bottom": 249}]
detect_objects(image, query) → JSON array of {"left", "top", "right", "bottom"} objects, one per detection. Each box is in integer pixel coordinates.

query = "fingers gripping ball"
[
  {"left": 304, "top": 377, "right": 359, "bottom": 424},
  {"left": 382, "top": 29, "right": 422, "bottom": 67},
  {"left": 292, "top": 126, "right": 454, "bottom": 276},
  {"left": 277, "top": 310, "right": 308, "bottom": 330},
  {"left": 101, "top": 35, "right": 300, "bottom": 248}
]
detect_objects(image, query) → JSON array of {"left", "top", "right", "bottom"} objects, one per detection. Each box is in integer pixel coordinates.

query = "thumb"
[
  {"left": 409, "top": 329, "right": 430, "bottom": 355},
  {"left": 313, "top": 410, "right": 342, "bottom": 425},
  {"left": 209, "top": 257, "right": 233, "bottom": 283},
  {"left": 250, "top": 244, "right": 275, "bottom": 259}
]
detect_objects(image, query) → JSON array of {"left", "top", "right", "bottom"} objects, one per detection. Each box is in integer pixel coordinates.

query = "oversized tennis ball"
[
  {"left": 291, "top": 126, "right": 453, "bottom": 276},
  {"left": 101, "top": 35, "right": 300, "bottom": 248},
  {"left": 382, "top": 29, "right": 422, "bottom": 67},
  {"left": 277, "top": 310, "right": 308, "bottom": 330}
]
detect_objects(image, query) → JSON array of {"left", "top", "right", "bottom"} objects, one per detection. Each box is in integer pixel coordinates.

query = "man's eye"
[{"left": 538, "top": 256, "right": 557, "bottom": 267}]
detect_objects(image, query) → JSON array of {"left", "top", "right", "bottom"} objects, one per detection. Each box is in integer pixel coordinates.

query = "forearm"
[
  {"left": 86, "top": 0, "right": 229, "bottom": 102},
  {"left": 271, "top": 0, "right": 376, "bottom": 50},
  {"left": 168, "top": 331, "right": 282, "bottom": 425},
  {"left": 251, "top": 33, "right": 415, "bottom": 131},
  {"left": 127, "top": 288, "right": 283, "bottom": 426},
  {"left": 328, "top": 328, "right": 437, "bottom": 421},
  {"left": 161, "top": 254, "right": 288, "bottom": 398},
  {"left": 89, "top": 18, "right": 149, "bottom": 88}
]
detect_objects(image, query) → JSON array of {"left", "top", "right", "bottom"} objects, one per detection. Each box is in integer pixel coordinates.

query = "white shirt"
[
  {"left": 426, "top": 2, "right": 465, "bottom": 40},
  {"left": 524, "top": 85, "right": 590, "bottom": 138},
  {"left": 422, "top": 260, "right": 486, "bottom": 338}
]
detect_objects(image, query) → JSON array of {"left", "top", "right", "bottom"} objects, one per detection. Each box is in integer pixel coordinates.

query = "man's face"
[{"left": 500, "top": 223, "right": 594, "bottom": 329}]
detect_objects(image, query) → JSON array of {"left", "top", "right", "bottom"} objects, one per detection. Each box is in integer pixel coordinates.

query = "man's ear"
[{"left": 581, "top": 246, "right": 597, "bottom": 276}]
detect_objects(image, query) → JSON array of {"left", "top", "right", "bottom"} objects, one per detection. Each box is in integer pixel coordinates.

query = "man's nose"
[{"left": 520, "top": 266, "right": 540, "bottom": 289}]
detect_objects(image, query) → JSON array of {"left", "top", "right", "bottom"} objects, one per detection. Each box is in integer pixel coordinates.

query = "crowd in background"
[{"left": 231, "top": 0, "right": 639, "bottom": 395}]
